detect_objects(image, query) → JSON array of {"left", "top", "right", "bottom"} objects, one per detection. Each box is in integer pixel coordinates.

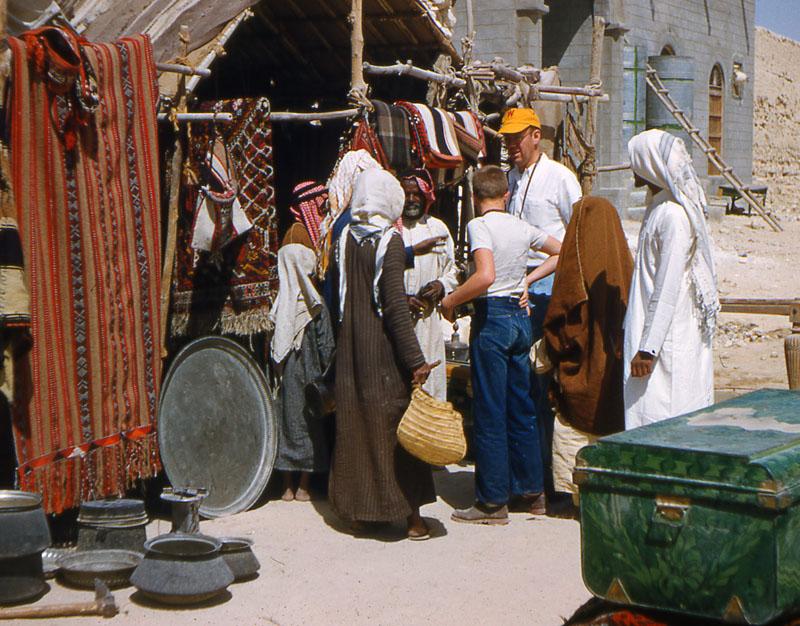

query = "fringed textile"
[
  {"left": 8, "top": 33, "right": 162, "bottom": 513},
  {"left": 171, "top": 98, "right": 279, "bottom": 338},
  {"left": 371, "top": 100, "right": 413, "bottom": 172},
  {"left": 396, "top": 101, "right": 463, "bottom": 170}
]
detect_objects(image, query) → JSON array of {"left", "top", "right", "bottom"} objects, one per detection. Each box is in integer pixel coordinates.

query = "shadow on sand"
[{"left": 130, "top": 589, "right": 233, "bottom": 610}]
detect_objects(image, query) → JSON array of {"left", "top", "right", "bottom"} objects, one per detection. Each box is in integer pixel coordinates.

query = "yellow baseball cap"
[{"left": 498, "top": 108, "right": 541, "bottom": 134}]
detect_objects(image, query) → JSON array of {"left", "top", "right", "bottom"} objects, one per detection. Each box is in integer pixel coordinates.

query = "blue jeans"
[
  {"left": 528, "top": 273, "right": 555, "bottom": 497},
  {"left": 470, "top": 297, "right": 543, "bottom": 506}
]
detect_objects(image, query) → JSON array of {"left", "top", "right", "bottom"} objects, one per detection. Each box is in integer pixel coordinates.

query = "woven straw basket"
[{"left": 397, "top": 387, "right": 467, "bottom": 466}]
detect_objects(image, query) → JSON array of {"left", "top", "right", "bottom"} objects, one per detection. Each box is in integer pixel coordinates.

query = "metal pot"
[
  {"left": 160, "top": 487, "right": 207, "bottom": 534},
  {"left": 445, "top": 326, "right": 469, "bottom": 363},
  {"left": 0, "top": 491, "right": 51, "bottom": 604},
  {"left": 76, "top": 498, "right": 147, "bottom": 554},
  {"left": 131, "top": 534, "right": 233, "bottom": 605},
  {"left": 218, "top": 537, "right": 260, "bottom": 582}
]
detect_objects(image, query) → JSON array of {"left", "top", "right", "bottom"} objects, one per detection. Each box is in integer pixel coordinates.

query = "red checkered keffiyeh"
[{"left": 289, "top": 181, "right": 327, "bottom": 248}]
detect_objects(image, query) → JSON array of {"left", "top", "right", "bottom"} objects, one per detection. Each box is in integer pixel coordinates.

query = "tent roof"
[{"left": 69, "top": 0, "right": 458, "bottom": 66}]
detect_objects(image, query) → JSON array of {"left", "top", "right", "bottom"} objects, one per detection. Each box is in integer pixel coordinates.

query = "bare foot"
[
  {"left": 281, "top": 473, "right": 294, "bottom": 501},
  {"left": 406, "top": 511, "right": 430, "bottom": 541},
  {"left": 295, "top": 472, "right": 312, "bottom": 502}
]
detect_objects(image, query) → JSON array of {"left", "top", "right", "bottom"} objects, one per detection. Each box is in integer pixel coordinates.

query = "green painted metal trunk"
[{"left": 576, "top": 389, "right": 800, "bottom": 625}]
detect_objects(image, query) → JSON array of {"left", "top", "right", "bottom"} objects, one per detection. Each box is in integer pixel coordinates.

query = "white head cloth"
[
  {"left": 337, "top": 168, "right": 405, "bottom": 318},
  {"left": 628, "top": 129, "right": 720, "bottom": 338},
  {"left": 269, "top": 244, "right": 322, "bottom": 364},
  {"left": 323, "top": 149, "right": 383, "bottom": 233}
]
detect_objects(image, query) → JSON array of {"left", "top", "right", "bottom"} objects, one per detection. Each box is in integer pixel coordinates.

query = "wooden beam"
[
  {"left": 156, "top": 63, "right": 211, "bottom": 77},
  {"left": 265, "top": 11, "right": 426, "bottom": 25},
  {"left": 597, "top": 162, "right": 631, "bottom": 172},
  {"left": 270, "top": 109, "right": 360, "bottom": 122},
  {"left": 160, "top": 25, "right": 190, "bottom": 358},
  {"left": 363, "top": 62, "right": 466, "bottom": 88},
  {"left": 580, "top": 15, "right": 606, "bottom": 195},
  {"left": 349, "top": 0, "right": 366, "bottom": 97},
  {"left": 157, "top": 112, "right": 234, "bottom": 122},
  {"left": 719, "top": 298, "right": 800, "bottom": 316},
  {"left": 185, "top": 8, "right": 254, "bottom": 95}
]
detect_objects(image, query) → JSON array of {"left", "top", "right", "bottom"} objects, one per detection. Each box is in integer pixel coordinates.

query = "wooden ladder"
[{"left": 644, "top": 64, "right": 782, "bottom": 232}]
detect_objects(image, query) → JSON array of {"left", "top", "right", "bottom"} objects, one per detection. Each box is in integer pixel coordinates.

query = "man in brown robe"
[
  {"left": 542, "top": 196, "right": 633, "bottom": 505},
  {"left": 329, "top": 169, "right": 437, "bottom": 540}
]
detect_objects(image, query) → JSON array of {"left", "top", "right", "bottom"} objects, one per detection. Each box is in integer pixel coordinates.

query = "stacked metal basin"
[
  {"left": 0, "top": 491, "right": 51, "bottom": 604},
  {"left": 76, "top": 498, "right": 148, "bottom": 553}
]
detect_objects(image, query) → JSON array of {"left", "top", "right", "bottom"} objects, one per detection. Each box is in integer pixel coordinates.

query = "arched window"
[
  {"left": 708, "top": 64, "right": 724, "bottom": 174},
  {"left": 660, "top": 44, "right": 675, "bottom": 56}
]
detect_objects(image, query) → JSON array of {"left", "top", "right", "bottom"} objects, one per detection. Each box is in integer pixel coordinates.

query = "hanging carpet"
[
  {"left": 171, "top": 98, "right": 279, "bottom": 338},
  {"left": 8, "top": 29, "right": 162, "bottom": 513}
]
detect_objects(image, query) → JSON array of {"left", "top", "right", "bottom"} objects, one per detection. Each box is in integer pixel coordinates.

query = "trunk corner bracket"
[{"left": 606, "top": 578, "right": 632, "bottom": 604}]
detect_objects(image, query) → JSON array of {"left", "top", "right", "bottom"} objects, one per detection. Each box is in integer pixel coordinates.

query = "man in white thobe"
[
  {"left": 400, "top": 171, "right": 459, "bottom": 401},
  {"left": 624, "top": 129, "right": 719, "bottom": 429}
]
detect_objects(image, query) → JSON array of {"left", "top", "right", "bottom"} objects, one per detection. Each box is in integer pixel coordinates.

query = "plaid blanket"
[
  {"left": 8, "top": 31, "right": 162, "bottom": 513},
  {"left": 171, "top": 98, "right": 279, "bottom": 337},
  {"left": 371, "top": 100, "right": 414, "bottom": 172},
  {"left": 396, "top": 101, "right": 463, "bottom": 170}
]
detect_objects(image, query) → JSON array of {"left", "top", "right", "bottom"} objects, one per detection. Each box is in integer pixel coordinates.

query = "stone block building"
[{"left": 453, "top": 0, "right": 755, "bottom": 213}]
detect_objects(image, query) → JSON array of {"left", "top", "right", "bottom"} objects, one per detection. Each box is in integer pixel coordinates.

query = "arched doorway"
[{"left": 708, "top": 64, "right": 724, "bottom": 174}]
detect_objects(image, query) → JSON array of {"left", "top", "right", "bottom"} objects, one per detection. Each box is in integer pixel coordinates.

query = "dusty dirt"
[
  {"left": 753, "top": 27, "right": 800, "bottom": 215},
  {"left": 18, "top": 471, "right": 590, "bottom": 626}
]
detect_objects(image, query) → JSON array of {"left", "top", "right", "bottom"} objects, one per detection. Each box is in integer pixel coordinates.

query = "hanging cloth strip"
[
  {"left": 21, "top": 26, "right": 99, "bottom": 151},
  {"left": 395, "top": 101, "right": 463, "bottom": 170},
  {"left": 347, "top": 114, "right": 389, "bottom": 169},
  {"left": 8, "top": 31, "right": 162, "bottom": 513},
  {"left": 190, "top": 137, "right": 252, "bottom": 254},
  {"left": 171, "top": 97, "right": 279, "bottom": 338},
  {"left": 371, "top": 100, "right": 414, "bottom": 172},
  {"left": 448, "top": 110, "right": 486, "bottom": 163}
]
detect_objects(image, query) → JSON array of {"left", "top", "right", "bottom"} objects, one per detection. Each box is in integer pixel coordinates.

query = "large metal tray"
[
  {"left": 158, "top": 337, "right": 277, "bottom": 518},
  {"left": 57, "top": 549, "right": 141, "bottom": 589}
]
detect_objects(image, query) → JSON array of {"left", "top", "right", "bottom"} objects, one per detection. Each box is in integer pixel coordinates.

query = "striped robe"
[{"left": 329, "top": 234, "right": 436, "bottom": 521}]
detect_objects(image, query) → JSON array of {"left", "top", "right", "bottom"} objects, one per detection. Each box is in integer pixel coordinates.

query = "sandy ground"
[
  {"left": 17, "top": 468, "right": 589, "bottom": 626},
  {"left": 754, "top": 27, "right": 800, "bottom": 215}
]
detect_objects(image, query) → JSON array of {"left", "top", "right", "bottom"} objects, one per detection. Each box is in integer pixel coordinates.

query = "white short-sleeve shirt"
[
  {"left": 507, "top": 153, "right": 581, "bottom": 266},
  {"left": 467, "top": 211, "right": 548, "bottom": 298}
]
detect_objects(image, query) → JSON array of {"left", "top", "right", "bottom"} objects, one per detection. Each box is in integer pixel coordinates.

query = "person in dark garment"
[
  {"left": 270, "top": 182, "right": 334, "bottom": 502},
  {"left": 328, "top": 168, "right": 438, "bottom": 540}
]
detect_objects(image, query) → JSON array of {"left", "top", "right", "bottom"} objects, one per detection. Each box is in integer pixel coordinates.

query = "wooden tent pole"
[
  {"left": 185, "top": 9, "right": 253, "bottom": 96},
  {"left": 159, "top": 25, "right": 190, "bottom": 358},
  {"left": 581, "top": 16, "right": 605, "bottom": 195},
  {"left": 349, "top": 0, "right": 367, "bottom": 98}
]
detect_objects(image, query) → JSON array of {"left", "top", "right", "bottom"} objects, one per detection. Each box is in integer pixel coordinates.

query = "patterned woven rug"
[
  {"left": 171, "top": 98, "right": 279, "bottom": 338},
  {"left": 8, "top": 31, "right": 162, "bottom": 513}
]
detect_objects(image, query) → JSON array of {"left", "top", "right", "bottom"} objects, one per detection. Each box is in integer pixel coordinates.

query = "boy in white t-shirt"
[{"left": 440, "top": 166, "right": 561, "bottom": 525}]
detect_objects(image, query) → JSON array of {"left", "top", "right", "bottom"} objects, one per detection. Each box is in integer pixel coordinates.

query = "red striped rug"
[{"left": 8, "top": 31, "right": 162, "bottom": 513}]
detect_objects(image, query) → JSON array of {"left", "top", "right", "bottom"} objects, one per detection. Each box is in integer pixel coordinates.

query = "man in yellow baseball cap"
[
  {"left": 498, "top": 106, "right": 582, "bottom": 513},
  {"left": 498, "top": 107, "right": 542, "bottom": 172}
]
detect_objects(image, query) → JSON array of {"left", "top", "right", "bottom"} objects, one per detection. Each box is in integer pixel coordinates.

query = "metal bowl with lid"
[{"left": 0, "top": 490, "right": 51, "bottom": 604}]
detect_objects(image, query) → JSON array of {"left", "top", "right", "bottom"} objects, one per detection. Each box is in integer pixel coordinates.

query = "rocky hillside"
[{"left": 753, "top": 26, "right": 800, "bottom": 214}]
